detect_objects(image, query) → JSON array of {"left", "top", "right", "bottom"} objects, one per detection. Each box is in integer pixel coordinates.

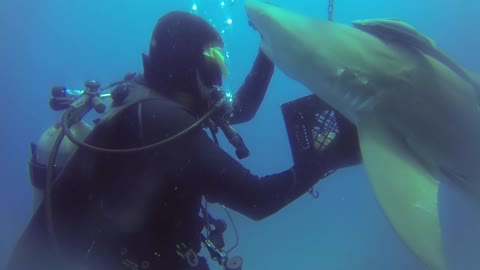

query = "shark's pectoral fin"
[{"left": 357, "top": 118, "right": 448, "bottom": 270}]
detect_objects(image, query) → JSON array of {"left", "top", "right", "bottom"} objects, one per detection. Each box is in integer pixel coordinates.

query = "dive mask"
[
  {"left": 196, "top": 46, "right": 232, "bottom": 113},
  {"left": 203, "top": 46, "right": 229, "bottom": 78}
]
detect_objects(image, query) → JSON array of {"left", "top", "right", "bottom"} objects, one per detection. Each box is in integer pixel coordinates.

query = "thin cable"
[
  {"left": 221, "top": 205, "right": 239, "bottom": 254},
  {"left": 204, "top": 202, "right": 211, "bottom": 239}
]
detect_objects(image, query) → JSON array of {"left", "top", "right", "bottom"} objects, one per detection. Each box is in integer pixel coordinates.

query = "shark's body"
[{"left": 245, "top": 1, "right": 480, "bottom": 270}]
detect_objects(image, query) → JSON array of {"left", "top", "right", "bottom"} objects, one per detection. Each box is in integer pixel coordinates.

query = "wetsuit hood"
[{"left": 143, "top": 11, "right": 224, "bottom": 97}]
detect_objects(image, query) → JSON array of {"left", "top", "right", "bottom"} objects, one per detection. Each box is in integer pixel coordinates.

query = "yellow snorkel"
[{"left": 203, "top": 46, "right": 230, "bottom": 77}]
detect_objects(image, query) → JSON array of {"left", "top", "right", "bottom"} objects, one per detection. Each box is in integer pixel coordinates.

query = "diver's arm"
[
  {"left": 195, "top": 133, "right": 325, "bottom": 220},
  {"left": 228, "top": 49, "right": 274, "bottom": 124},
  {"left": 140, "top": 99, "right": 325, "bottom": 220},
  {"left": 183, "top": 131, "right": 325, "bottom": 221}
]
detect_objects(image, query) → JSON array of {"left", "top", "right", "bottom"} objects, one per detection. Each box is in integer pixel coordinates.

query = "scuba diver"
[{"left": 7, "top": 10, "right": 361, "bottom": 270}]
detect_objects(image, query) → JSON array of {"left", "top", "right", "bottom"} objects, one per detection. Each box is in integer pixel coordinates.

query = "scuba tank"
[
  {"left": 29, "top": 121, "right": 92, "bottom": 213},
  {"left": 29, "top": 83, "right": 98, "bottom": 214},
  {"left": 28, "top": 75, "right": 132, "bottom": 210}
]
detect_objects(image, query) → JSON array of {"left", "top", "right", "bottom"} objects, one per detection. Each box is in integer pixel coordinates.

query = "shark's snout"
[{"left": 246, "top": 0, "right": 275, "bottom": 41}]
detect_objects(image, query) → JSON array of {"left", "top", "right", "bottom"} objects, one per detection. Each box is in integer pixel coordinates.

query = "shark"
[{"left": 244, "top": 1, "right": 480, "bottom": 270}]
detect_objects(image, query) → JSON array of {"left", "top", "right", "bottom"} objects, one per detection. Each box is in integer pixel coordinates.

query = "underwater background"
[{"left": 0, "top": 0, "right": 479, "bottom": 269}]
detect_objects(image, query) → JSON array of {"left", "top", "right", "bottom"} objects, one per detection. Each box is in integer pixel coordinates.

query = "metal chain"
[
  {"left": 307, "top": 0, "right": 335, "bottom": 200},
  {"left": 328, "top": 0, "right": 334, "bottom": 21}
]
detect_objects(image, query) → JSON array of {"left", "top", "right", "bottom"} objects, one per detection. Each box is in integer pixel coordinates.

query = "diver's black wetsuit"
[
  {"left": 6, "top": 50, "right": 333, "bottom": 270},
  {"left": 228, "top": 50, "right": 273, "bottom": 124}
]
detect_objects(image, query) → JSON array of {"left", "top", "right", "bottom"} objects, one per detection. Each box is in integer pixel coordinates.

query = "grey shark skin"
[
  {"left": 351, "top": 18, "right": 480, "bottom": 103},
  {"left": 245, "top": 1, "right": 480, "bottom": 270}
]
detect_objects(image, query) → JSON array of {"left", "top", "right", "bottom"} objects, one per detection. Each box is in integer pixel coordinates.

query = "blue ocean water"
[{"left": 0, "top": 0, "right": 479, "bottom": 269}]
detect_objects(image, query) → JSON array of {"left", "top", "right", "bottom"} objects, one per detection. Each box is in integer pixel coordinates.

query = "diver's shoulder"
[
  {"left": 140, "top": 96, "right": 197, "bottom": 124},
  {"left": 139, "top": 97, "right": 200, "bottom": 142},
  {"left": 107, "top": 72, "right": 198, "bottom": 126},
  {"left": 99, "top": 73, "right": 195, "bottom": 128},
  {"left": 111, "top": 75, "right": 185, "bottom": 112}
]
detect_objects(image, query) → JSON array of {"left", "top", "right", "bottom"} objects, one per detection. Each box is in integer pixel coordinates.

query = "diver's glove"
[
  {"left": 289, "top": 134, "right": 362, "bottom": 196},
  {"left": 277, "top": 158, "right": 328, "bottom": 202},
  {"left": 291, "top": 157, "right": 329, "bottom": 186},
  {"left": 289, "top": 118, "right": 362, "bottom": 189}
]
